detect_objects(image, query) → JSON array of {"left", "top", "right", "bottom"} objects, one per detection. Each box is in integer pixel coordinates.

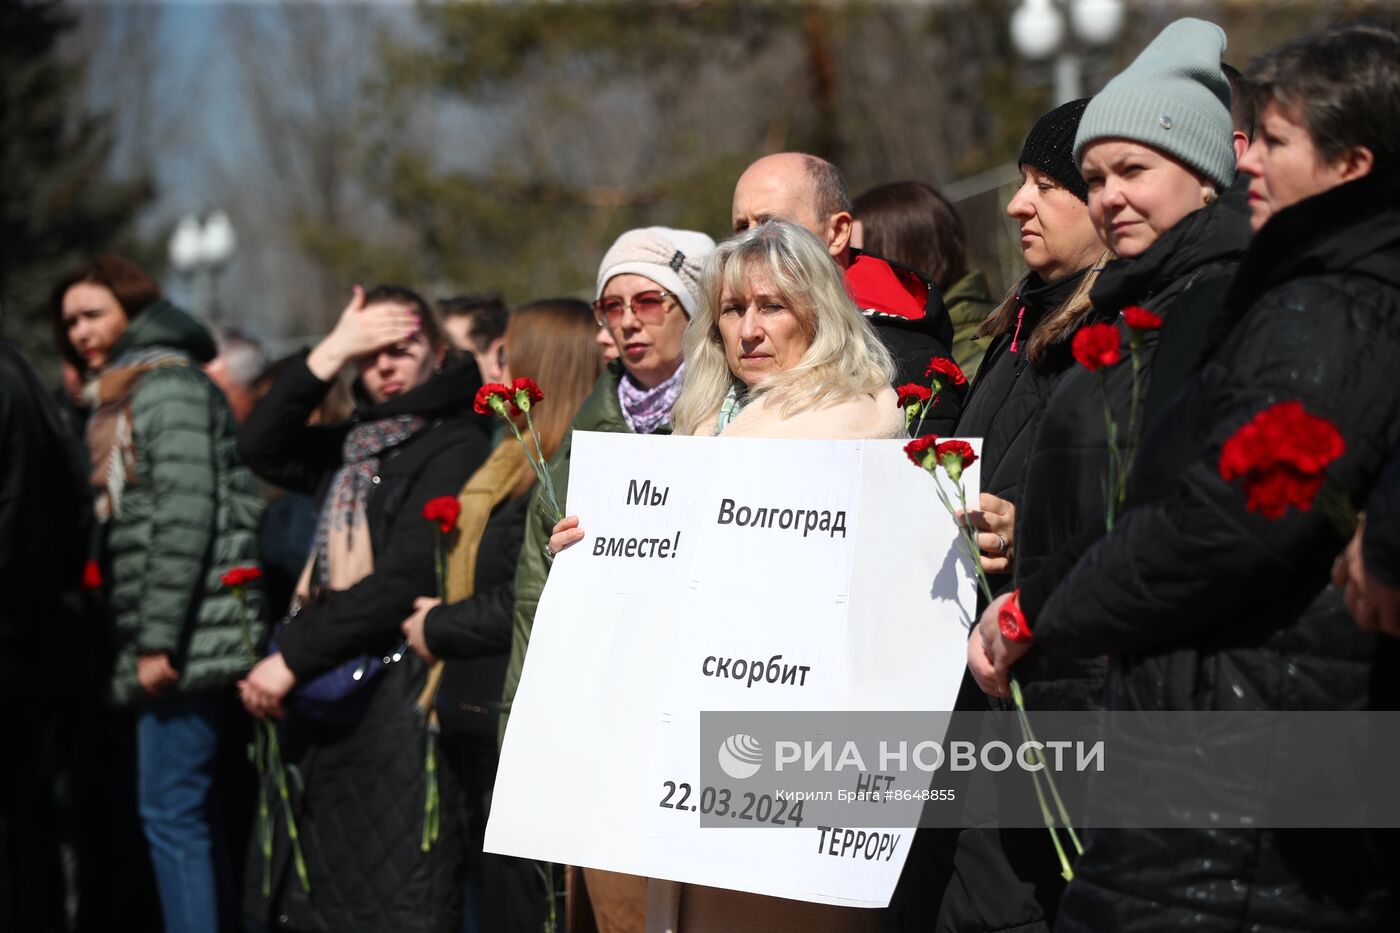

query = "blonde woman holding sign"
[{"left": 549, "top": 220, "right": 899, "bottom": 932}]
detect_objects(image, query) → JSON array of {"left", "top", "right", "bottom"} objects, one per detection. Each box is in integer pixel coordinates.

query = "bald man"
[{"left": 732, "top": 153, "right": 962, "bottom": 432}]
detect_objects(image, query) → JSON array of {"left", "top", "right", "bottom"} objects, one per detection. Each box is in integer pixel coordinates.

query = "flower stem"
[
  {"left": 932, "top": 473, "right": 994, "bottom": 604},
  {"left": 1010, "top": 679, "right": 1083, "bottom": 856},
  {"left": 421, "top": 723, "right": 440, "bottom": 851},
  {"left": 255, "top": 726, "right": 271, "bottom": 897},
  {"left": 265, "top": 721, "right": 311, "bottom": 892},
  {"left": 1317, "top": 481, "right": 1359, "bottom": 537},
  {"left": 1099, "top": 372, "right": 1118, "bottom": 532}
]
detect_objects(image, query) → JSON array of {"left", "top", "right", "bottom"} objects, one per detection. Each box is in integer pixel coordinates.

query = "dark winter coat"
[
  {"left": 0, "top": 339, "right": 89, "bottom": 707},
  {"left": 956, "top": 269, "right": 1091, "bottom": 603},
  {"left": 924, "top": 187, "right": 1249, "bottom": 933},
  {"left": 847, "top": 249, "right": 965, "bottom": 432},
  {"left": 1012, "top": 183, "right": 1250, "bottom": 713},
  {"left": 99, "top": 302, "right": 264, "bottom": 705},
  {"left": 237, "top": 355, "right": 491, "bottom": 933},
  {"left": 1035, "top": 169, "right": 1400, "bottom": 931},
  {"left": 424, "top": 494, "right": 526, "bottom": 662}
]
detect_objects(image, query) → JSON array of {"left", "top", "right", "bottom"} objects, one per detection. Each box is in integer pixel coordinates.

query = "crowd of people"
[{"left": 2, "top": 14, "right": 1400, "bottom": 933}]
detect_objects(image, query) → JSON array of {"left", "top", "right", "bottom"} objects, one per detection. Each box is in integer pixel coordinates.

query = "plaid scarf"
[
  {"left": 715, "top": 382, "right": 751, "bottom": 435},
  {"left": 308, "top": 415, "right": 427, "bottom": 592},
  {"left": 616, "top": 362, "right": 685, "bottom": 435}
]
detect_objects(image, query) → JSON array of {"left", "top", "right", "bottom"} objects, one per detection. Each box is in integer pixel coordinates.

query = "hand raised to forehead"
[
  {"left": 333, "top": 286, "right": 420, "bottom": 357},
  {"left": 309, "top": 286, "right": 422, "bottom": 380}
]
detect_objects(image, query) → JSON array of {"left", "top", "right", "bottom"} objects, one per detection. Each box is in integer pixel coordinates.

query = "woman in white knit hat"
[{"left": 503, "top": 225, "right": 715, "bottom": 933}]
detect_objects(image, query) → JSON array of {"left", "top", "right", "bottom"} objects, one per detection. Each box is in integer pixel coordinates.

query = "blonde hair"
[
  {"left": 672, "top": 221, "right": 894, "bottom": 436},
  {"left": 977, "top": 250, "right": 1109, "bottom": 365}
]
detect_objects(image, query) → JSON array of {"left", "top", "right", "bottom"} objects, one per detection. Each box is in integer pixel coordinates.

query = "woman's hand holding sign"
[{"left": 547, "top": 515, "right": 585, "bottom": 558}]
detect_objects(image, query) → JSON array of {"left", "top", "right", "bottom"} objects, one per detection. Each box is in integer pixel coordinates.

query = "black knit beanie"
[{"left": 1018, "top": 98, "right": 1091, "bottom": 202}]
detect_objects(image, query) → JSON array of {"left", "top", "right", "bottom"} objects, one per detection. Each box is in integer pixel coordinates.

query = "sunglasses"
[{"left": 591, "top": 289, "right": 677, "bottom": 328}]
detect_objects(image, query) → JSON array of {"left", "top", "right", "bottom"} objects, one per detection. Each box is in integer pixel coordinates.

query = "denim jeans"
[{"left": 136, "top": 690, "right": 231, "bottom": 933}]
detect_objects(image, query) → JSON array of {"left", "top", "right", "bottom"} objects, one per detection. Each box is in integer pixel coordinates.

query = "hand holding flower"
[
  {"left": 956, "top": 493, "right": 1016, "bottom": 574},
  {"left": 402, "top": 596, "right": 441, "bottom": 663},
  {"left": 967, "top": 591, "right": 1032, "bottom": 699},
  {"left": 1332, "top": 520, "right": 1400, "bottom": 638},
  {"left": 239, "top": 654, "right": 297, "bottom": 720}
]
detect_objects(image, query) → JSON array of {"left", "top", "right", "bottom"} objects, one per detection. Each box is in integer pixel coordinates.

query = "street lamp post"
[
  {"left": 1010, "top": 0, "right": 1124, "bottom": 104},
  {"left": 168, "top": 210, "right": 237, "bottom": 323}
]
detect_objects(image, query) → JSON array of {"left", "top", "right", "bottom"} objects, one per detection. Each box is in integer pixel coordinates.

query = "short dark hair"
[
  {"left": 50, "top": 253, "right": 162, "bottom": 373},
  {"left": 804, "top": 155, "right": 852, "bottom": 220},
  {"left": 1249, "top": 22, "right": 1400, "bottom": 171},
  {"left": 852, "top": 181, "right": 971, "bottom": 290},
  {"left": 362, "top": 283, "right": 453, "bottom": 356},
  {"left": 438, "top": 293, "right": 509, "bottom": 352},
  {"left": 1221, "top": 62, "right": 1256, "bottom": 140}
]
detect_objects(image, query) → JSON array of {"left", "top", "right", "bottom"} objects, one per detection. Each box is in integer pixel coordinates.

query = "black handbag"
[{"left": 433, "top": 651, "right": 509, "bottom": 741}]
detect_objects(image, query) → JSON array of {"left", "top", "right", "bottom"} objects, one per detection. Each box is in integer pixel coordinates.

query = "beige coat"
[
  {"left": 648, "top": 383, "right": 901, "bottom": 933},
  {"left": 690, "top": 385, "right": 905, "bottom": 441}
]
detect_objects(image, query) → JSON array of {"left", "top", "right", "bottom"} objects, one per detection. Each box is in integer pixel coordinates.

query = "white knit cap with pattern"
[{"left": 596, "top": 227, "right": 717, "bottom": 317}]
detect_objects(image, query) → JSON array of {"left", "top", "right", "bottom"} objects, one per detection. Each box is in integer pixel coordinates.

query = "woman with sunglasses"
[{"left": 502, "top": 226, "right": 714, "bottom": 933}]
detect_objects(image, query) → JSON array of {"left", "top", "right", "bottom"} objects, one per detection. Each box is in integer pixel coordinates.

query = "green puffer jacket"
[
  {"left": 500, "top": 361, "right": 671, "bottom": 742},
  {"left": 944, "top": 269, "right": 997, "bottom": 381},
  {"left": 100, "top": 302, "right": 264, "bottom": 705}
]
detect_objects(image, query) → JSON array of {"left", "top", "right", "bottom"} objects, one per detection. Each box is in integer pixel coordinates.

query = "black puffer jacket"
[
  {"left": 1012, "top": 186, "right": 1251, "bottom": 712},
  {"left": 956, "top": 269, "right": 1089, "bottom": 598},
  {"left": 238, "top": 356, "right": 492, "bottom": 933},
  {"left": 1036, "top": 170, "right": 1400, "bottom": 930},
  {"left": 849, "top": 249, "right": 965, "bottom": 432}
]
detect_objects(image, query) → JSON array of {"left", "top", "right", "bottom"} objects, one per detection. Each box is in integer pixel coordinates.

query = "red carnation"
[
  {"left": 220, "top": 566, "right": 262, "bottom": 588},
  {"left": 935, "top": 440, "right": 978, "bottom": 483},
  {"left": 925, "top": 357, "right": 967, "bottom": 387},
  {"left": 1072, "top": 323, "right": 1122, "bottom": 371},
  {"left": 904, "top": 434, "right": 940, "bottom": 469},
  {"left": 473, "top": 383, "right": 512, "bottom": 416},
  {"left": 1121, "top": 306, "right": 1163, "bottom": 331},
  {"left": 422, "top": 495, "right": 462, "bottom": 534},
  {"left": 896, "top": 384, "right": 933, "bottom": 407},
  {"left": 1218, "top": 401, "right": 1345, "bottom": 519},
  {"left": 511, "top": 377, "right": 543, "bottom": 406},
  {"left": 81, "top": 559, "right": 103, "bottom": 591}
]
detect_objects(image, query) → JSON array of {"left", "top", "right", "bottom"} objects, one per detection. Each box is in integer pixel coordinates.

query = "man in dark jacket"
[{"left": 731, "top": 152, "right": 964, "bottom": 430}]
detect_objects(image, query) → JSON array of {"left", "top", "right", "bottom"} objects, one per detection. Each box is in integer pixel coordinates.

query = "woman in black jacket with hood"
[
  {"left": 955, "top": 97, "right": 1106, "bottom": 599},
  {"left": 238, "top": 285, "right": 491, "bottom": 933},
  {"left": 976, "top": 23, "right": 1400, "bottom": 931},
  {"left": 899, "top": 98, "right": 1108, "bottom": 933}
]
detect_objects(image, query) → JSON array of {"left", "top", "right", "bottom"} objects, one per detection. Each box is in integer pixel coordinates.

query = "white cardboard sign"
[{"left": 485, "top": 431, "right": 978, "bottom": 908}]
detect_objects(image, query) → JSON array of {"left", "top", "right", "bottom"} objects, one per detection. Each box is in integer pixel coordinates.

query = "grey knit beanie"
[
  {"left": 596, "top": 227, "right": 716, "bottom": 317},
  {"left": 1074, "top": 18, "right": 1235, "bottom": 190}
]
